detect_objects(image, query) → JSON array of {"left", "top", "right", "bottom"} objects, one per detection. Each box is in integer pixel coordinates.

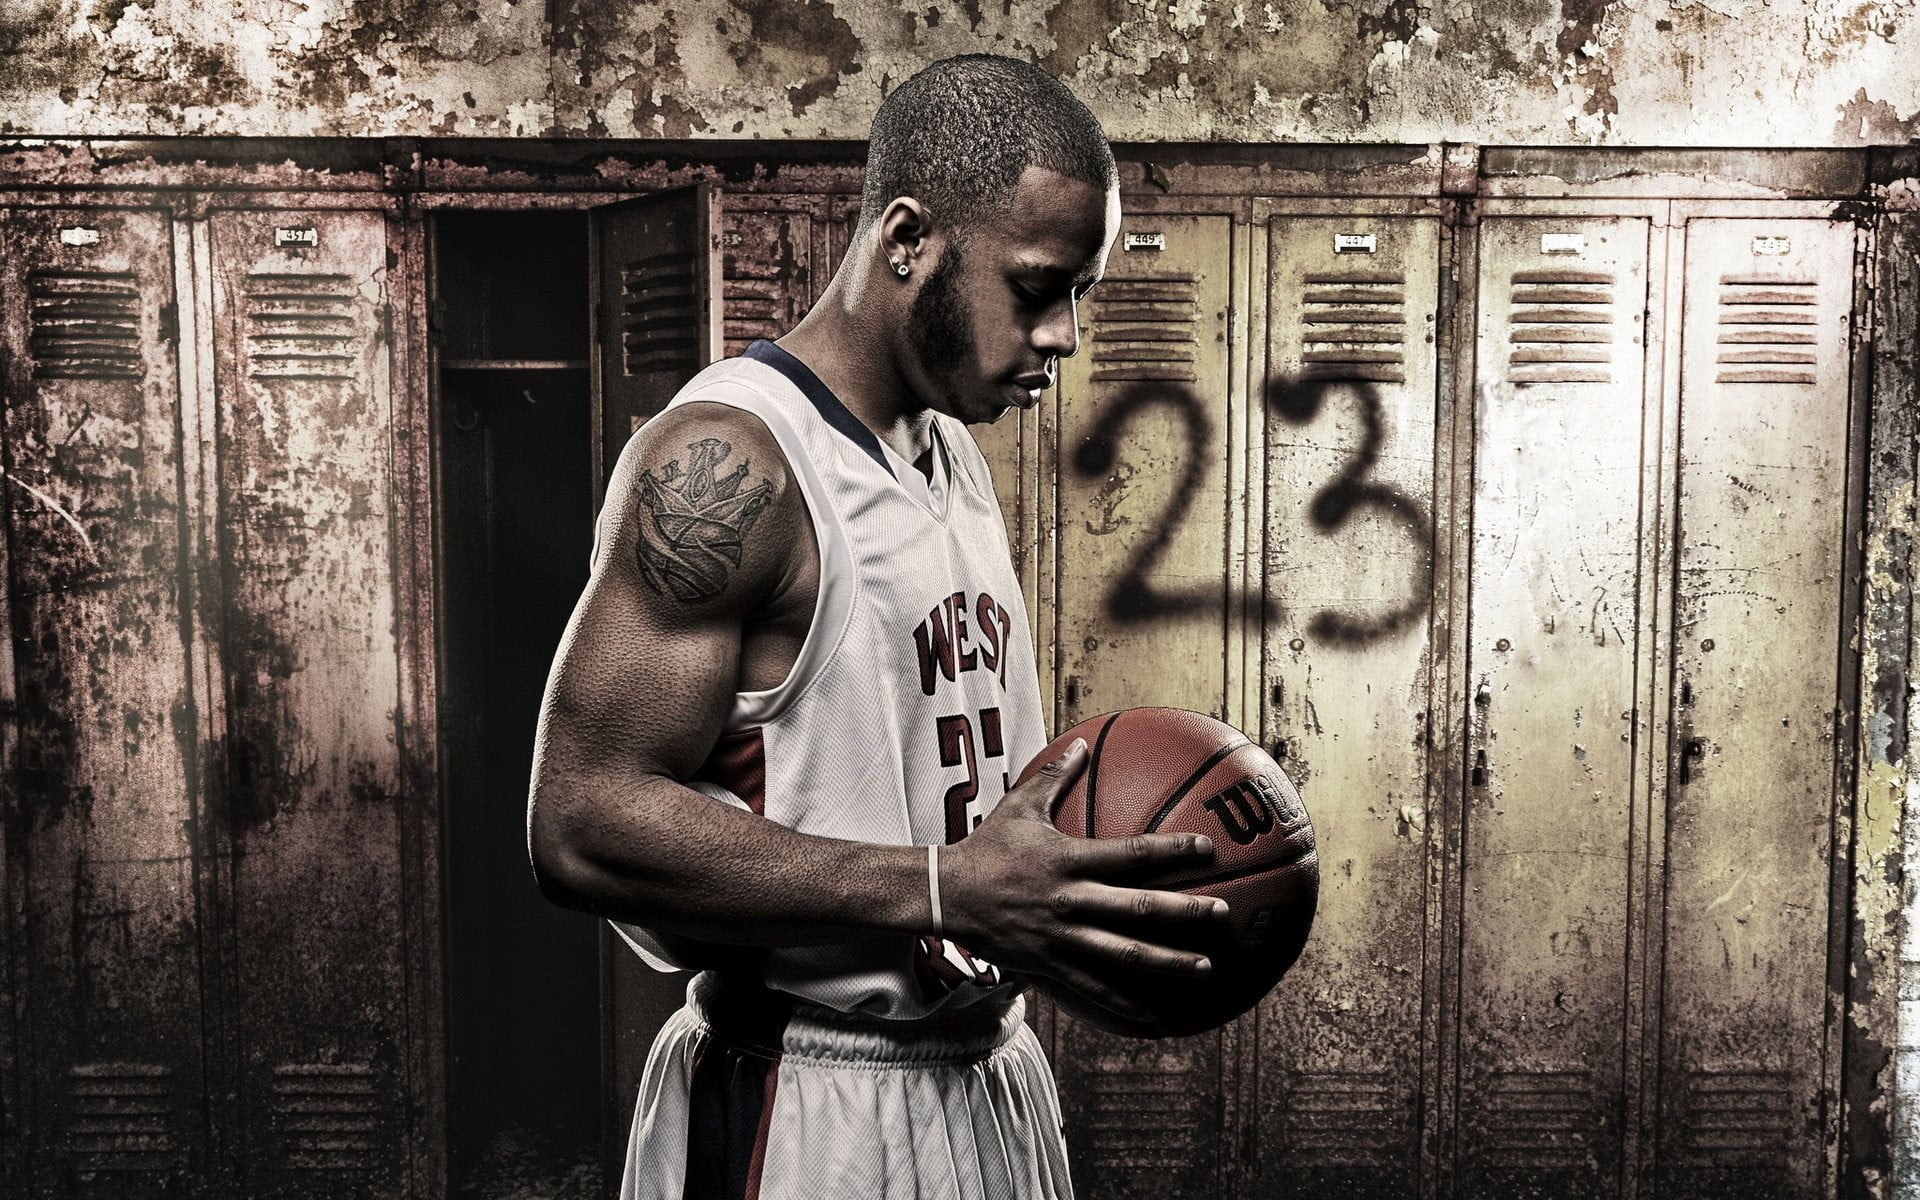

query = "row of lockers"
[{"left": 0, "top": 186, "right": 1886, "bottom": 1200}]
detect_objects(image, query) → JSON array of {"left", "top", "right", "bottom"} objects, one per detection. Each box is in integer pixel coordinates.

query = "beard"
[{"left": 904, "top": 241, "right": 978, "bottom": 416}]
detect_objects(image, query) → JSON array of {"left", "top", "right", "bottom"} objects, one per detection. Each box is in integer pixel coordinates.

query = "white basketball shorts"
[{"left": 620, "top": 971, "right": 1075, "bottom": 1200}]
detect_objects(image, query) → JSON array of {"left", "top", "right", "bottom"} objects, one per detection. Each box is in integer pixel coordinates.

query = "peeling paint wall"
[{"left": 0, "top": 0, "right": 1913, "bottom": 145}]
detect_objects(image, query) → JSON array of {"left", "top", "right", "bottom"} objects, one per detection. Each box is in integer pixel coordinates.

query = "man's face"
[{"left": 902, "top": 165, "right": 1121, "bottom": 425}]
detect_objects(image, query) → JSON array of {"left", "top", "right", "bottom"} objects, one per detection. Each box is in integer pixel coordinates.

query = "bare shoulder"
[{"left": 597, "top": 397, "right": 806, "bottom": 615}]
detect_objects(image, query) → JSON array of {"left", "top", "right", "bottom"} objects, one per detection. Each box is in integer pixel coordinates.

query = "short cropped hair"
[{"left": 857, "top": 55, "right": 1117, "bottom": 242}]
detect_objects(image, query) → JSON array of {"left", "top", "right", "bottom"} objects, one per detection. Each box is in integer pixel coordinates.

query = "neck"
[{"left": 774, "top": 274, "right": 937, "bottom": 463}]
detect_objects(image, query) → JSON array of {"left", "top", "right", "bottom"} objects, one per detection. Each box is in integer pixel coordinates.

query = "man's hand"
[{"left": 939, "top": 738, "right": 1229, "bottom": 1023}]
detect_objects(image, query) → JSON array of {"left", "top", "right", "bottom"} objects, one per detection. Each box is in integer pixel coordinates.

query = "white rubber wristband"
[{"left": 927, "top": 843, "right": 944, "bottom": 936}]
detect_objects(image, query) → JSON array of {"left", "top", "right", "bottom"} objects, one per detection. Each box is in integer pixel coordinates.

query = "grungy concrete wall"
[{"left": 0, "top": 0, "right": 1912, "bottom": 146}]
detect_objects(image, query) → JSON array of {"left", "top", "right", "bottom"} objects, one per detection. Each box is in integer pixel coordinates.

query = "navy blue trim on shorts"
[
  {"left": 743, "top": 339, "right": 895, "bottom": 480},
  {"left": 683, "top": 1037, "right": 781, "bottom": 1200}
]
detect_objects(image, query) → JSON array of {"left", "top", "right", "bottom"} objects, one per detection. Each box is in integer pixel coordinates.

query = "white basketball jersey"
[{"left": 611, "top": 339, "right": 1050, "bottom": 1020}]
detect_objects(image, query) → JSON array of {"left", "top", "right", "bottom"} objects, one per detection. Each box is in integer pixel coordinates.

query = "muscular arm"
[{"left": 528, "top": 399, "right": 930, "bottom": 946}]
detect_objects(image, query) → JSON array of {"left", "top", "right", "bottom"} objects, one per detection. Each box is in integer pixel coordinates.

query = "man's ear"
[{"left": 878, "top": 197, "right": 933, "bottom": 270}]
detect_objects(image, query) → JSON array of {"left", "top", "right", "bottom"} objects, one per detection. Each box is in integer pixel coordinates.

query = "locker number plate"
[
  {"left": 1751, "top": 236, "right": 1792, "bottom": 256},
  {"left": 1334, "top": 233, "right": 1377, "bottom": 254},
  {"left": 59, "top": 225, "right": 101, "bottom": 246},
  {"left": 275, "top": 226, "right": 318, "bottom": 248},
  {"left": 1540, "top": 233, "right": 1587, "bottom": 255},
  {"left": 1125, "top": 231, "right": 1166, "bottom": 252}
]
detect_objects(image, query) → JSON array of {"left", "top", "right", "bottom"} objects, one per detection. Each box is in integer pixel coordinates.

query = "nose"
[{"left": 1033, "top": 292, "right": 1083, "bottom": 360}]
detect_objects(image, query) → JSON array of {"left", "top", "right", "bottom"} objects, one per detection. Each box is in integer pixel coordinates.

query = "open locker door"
[
  {"left": 586, "top": 184, "right": 726, "bottom": 1187},
  {"left": 590, "top": 184, "right": 725, "bottom": 504}
]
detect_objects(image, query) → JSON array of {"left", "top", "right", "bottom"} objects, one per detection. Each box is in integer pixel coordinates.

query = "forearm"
[{"left": 532, "top": 771, "right": 935, "bottom": 947}]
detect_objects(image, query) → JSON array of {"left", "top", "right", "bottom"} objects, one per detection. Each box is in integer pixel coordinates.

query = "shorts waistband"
[{"left": 685, "top": 970, "right": 1025, "bottom": 1065}]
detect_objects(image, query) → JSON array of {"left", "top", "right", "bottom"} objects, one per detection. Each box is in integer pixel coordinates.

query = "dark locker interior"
[{"left": 433, "top": 211, "right": 602, "bottom": 1198}]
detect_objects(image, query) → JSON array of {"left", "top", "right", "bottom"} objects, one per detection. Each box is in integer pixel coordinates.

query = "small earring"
[{"left": 892, "top": 260, "right": 910, "bottom": 277}]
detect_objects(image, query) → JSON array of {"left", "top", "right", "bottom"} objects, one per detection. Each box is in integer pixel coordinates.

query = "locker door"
[
  {"left": 206, "top": 207, "right": 413, "bottom": 1197},
  {"left": 0, "top": 207, "right": 209, "bottom": 1197},
  {"left": 589, "top": 184, "right": 724, "bottom": 503},
  {"left": 1655, "top": 218, "right": 1855, "bottom": 1200},
  {"left": 1462, "top": 216, "right": 1653, "bottom": 1199},
  {"left": 587, "top": 185, "right": 730, "bottom": 1173},
  {"left": 1052, "top": 212, "right": 1237, "bottom": 1199},
  {"left": 1257, "top": 214, "right": 1442, "bottom": 1198}
]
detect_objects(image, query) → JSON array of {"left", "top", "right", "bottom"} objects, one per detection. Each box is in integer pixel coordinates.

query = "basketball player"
[{"left": 526, "top": 55, "right": 1226, "bottom": 1199}]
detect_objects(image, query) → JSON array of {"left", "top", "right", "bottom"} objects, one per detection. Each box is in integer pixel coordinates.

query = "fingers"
[
  {"left": 1060, "top": 926, "right": 1213, "bottom": 977},
  {"left": 1070, "top": 882, "right": 1231, "bottom": 928},
  {"left": 1003, "top": 738, "right": 1088, "bottom": 815},
  {"left": 1063, "top": 831, "right": 1215, "bottom": 876}
]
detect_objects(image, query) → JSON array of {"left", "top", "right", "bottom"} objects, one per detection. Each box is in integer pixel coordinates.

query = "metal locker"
[
  {"left": 1461, "top": 215, "right": 1655, "bottom": 1199},
  {"left": 204, "top": 206, "right": 412, "bottom": 1197},
  {"left": 1654, "top": 217, "right": 1857, "bottom": 1200},
  {"left": 0, "top": 206, "right": 209, "bottom": 1196},
  {"left": 1257, "top": 212, "right": 1443, "bottom": 1198},
  {"left": 1050, "top": 211, "right": 1238, "bottom": 1198},
  {"left": 720, "top": 198, "right": 822, "bottom": 360}
]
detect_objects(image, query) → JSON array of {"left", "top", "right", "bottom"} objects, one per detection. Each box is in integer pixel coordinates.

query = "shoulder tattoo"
[{"left": 633, "top": 437, "right": 776, "bottom": 602}]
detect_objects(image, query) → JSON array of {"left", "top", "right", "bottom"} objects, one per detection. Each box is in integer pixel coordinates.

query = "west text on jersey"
[{"left": 913, "top": 591, "right": 1014, "bottom": 696}]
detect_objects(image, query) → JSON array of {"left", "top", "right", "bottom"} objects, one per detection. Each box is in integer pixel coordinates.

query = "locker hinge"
[
  {"left": 158, "top": 301, "right": 178, "bottom": 344},
  {"left": 378, "top": 301, "right": 393, "bottom": 345}
]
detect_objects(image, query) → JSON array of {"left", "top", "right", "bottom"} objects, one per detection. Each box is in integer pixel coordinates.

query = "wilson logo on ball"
[{"left": 1201, "top": 776, "right": 1290, "bottom": 845}]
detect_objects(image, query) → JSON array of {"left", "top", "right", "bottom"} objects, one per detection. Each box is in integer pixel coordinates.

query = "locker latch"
[{"left": 1679, "top": 736, "right": 1706, "bottom": 784}]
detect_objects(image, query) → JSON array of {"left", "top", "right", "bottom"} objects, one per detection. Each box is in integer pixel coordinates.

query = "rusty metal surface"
[
  {"left": 1480, "top": 149, "right": 1871, "bottom": 201},
  {"left": 1871, "top": 209, "right": 1920, "bottom": 1200},
  {"left": 1655, "top": 217, "right": 1855, "bottom": 1198},
  {"left": 1256, "top": 211, "right": 1442, "bottom": 1197},
  {"left": 0, "top": 1, "right": 1913, "bottom": 145},
  {"left": 1462, "top": 213, "right": 1653, "bottom": 1198},
  {"left": 202, "top": 204, "right": 413, "bottom": 1196},
  {"left": 0, "top": 203, "right": 210, "bottom": 1194}
]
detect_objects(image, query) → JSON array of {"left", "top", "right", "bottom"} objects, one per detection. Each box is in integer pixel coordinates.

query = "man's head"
[{"left": 856, "top": 55, "right": 1121, "bottom": 424}]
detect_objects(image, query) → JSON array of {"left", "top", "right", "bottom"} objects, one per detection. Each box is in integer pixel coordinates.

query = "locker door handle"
[{"left": 1679, "top": 736, "right": 1705, "bottom": 784}]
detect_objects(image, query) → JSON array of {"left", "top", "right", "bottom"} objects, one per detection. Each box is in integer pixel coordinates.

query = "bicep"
[{"left": 531, "top": 403, "right": 796, "bottom": 855}]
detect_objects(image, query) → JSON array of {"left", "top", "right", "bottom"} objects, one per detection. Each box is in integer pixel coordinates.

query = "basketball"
[{"left": 1015, "top": 708, "right": 1319, "bottom": 1038}]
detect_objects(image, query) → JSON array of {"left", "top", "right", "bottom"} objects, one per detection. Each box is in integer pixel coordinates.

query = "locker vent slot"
[
  {"left": 1281, "top": 1068, "right": 1400, "bottom": 1164},
  {"left": 1090, "top": 277, "right": 1199, "bottom": 382},
  {"left": 29, "top": 270, "right": 141, "bottom": 380},
  {"left": 1507, "top": 270, "right": 1614, "bottom": 385},
  {"left": 245, "top": 273, "right": 361, "bottom": 382},
  {"left": 722, "top": 214, "right": 800, "bottom": 358},
  {"left": 1081, "top": 1068, "right": 1205, "bottom": 1167},
  {"left": 723, "top": 276, "right": 784, "bottom": 359},
  {"left": 1681, "top": 1067, "right": 1791, "bottom": 1157},
  {"left": 271, "top": 1062, "right": 379, "bottom": 1171},
  {"left": 1715, "top": 276, "right": 1817, "bottom": 385},
  {"left": 65, "top": 1062, "right": 181, "bottom": 1170},
  {"left": 1480, "top": 1068, "right": 1594, "bottom": 1164},
  {"left": 620, "top": 250, "right": 699, "bottom": 375},
  {"left": 1299, "top": 273, "right": 1406, "bottom": 383}
]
